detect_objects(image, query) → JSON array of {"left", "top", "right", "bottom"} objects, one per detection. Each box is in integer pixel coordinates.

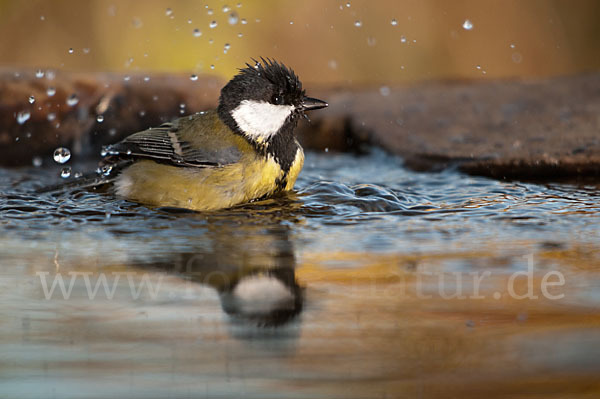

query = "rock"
[
  {"left": 0, "top": 69, "right": 221, "bottom": 167},
  {"left": 301, "top": 74, "right": 600, "bottom": 180},
  {"left": 2, "top": 69, "right": 600, "bottom": 181}
]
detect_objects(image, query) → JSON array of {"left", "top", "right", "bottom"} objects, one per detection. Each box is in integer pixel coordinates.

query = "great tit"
[{"left": 99, "top": 58, "right": 327, "bottom": 211}]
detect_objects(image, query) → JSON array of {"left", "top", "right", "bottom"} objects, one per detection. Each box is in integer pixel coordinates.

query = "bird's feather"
[{"left": 103, "top": 110, "right": 244, "bottom": 168}]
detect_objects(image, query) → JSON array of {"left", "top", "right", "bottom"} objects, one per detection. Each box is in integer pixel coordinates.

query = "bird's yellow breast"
[{"left": 115, "top": 147, "right": 304, "bottom": 211}]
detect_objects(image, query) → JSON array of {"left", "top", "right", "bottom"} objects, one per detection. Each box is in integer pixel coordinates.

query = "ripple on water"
[{"left": 0, "top": 151, "right": 599, "bottom": 262}]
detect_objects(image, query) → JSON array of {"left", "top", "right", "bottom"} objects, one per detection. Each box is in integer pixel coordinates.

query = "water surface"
[{"left": 1, "top": 151, "right": 600, "bottom": 398}]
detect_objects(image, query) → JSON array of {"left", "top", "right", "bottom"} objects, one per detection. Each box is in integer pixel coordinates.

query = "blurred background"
[{"left": 1, "top": 0, "right": 599, "bottom": 85}]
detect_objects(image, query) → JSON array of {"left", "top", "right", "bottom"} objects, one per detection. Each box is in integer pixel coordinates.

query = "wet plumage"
[{"left": 100, "top": 58, "right": 327, "bottom": 211}]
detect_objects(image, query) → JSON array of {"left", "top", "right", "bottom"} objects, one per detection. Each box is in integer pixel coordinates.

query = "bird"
[{"left": 96, "top": 58, "right": 327, "bottom": 211}]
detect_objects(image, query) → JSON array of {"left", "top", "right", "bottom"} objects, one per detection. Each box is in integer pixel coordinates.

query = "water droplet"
[
  {"left": 209, "top": 20, "right": 217, "bottom": 28},
  {"left": 187, "top": 19, "right": 192, "bottom": 24},
  {"left": 222, "top": 5, "right": 230, "bottom": 12},
  {"left": 66, "top": 94, "right": 79, "bottom": 106},
  {"left": 512, "top": 52, "right": 523, "bottom": 64},
  {"left": 47, "top": 112, "right": 56, "bottom": 122},
  {"left": 165, "top": 8, "right": 173, "bottom": 16},
  {"left": 190, "top": 74, "right": 198, "bottom": 81},
  {"left": 207, "top": 8, "right": 213, "bottom": 15},
  {"left": 28, "top": 95, "right": 35, "bottom": 104},
  {"left": 124, "top": 75, "right": 131, "bottom": 82},
  {"left": 193, "top": 28, "right": 202, "bottom": 37},
  {"left": 379, "top": 86, "right": 391, "bottom": 96},
  {"left": 35, "top": 69, "right": 44, "bottom": 78},
  {"left": 101, "top": 165, "right": 113, "bottom": 176},
  {"left": 476, "top": 65, "right": 481, "bottom": 70},
  {"left": 241, "top": 18, "right": 247, "bottom": 25},
  {"left": 346, "top": 2, "right": 351, "bottom": 7},
  {"left": 16, "top": 111, "right": 31, "bottom": 124},
  {"left": 46, "top": 87, "right": 56, "bottom": 97},
  {"left": 60, "top": 166, "right": 71, "bottom": 178},
  {"left": 208, "top": 38, "right": 214, "bottom": 44},
  {"left": 391, "top": 19, "right": 398, "bottom": 26},
  {"left": 367, "top": 37, "right": 376, "bottom": 46},
  {"left": 68, "top": 48, "right": 74, "bottom": 54},
  {"left": 132, "top": 17, "right": 143, "bottom": 28},
  {"left": 237, "top": 32, "right": 243, "bottom": 38},
  {"left": 237, "top": 3, "right": 242, "bottom": 7},
  {"left": 96, "top": 115, "right": 104, "bottom": 123},
  {"left": 289, "top": 21, "right": 294, "bottom": 25},
  {"left": 328, "top": 60, "right": 338, "bottom": 70},
  {"left": 210, "top": 64, "right": 215, "bottom": 70},
  {"left": 74, "top": 171, "right": 82, "bottom": 178},
  {"left": 223, "top": 43, "right": 230, "bottom": 53},
  {"left": 83, "top": 47, "right": 90, "bottom": 54},
  {"left": 143, "top": 76, "right": 150, "bottom": 82},
  {"left": 46, "top": 70, "right": 55, "bottom": 80},
  {"left": 228, "top": 12, "right": 239, "bottom": 25},
  {"left": 40, "top": 15, "right": 45, "bottom": 21},
  {"left": 354, "top": 20, "right": 362, "bottom": 27},
  {"left": 32, "top": 156, "right": 42, "bottom": 167},
  {"left": 53, "top": 147, "right": 71, "bottom": 164},
  {"left": 400, "top": 35, "right": 407, "bottom": 43},
  {"left": 510, "top": 43, "right": 516, "bottom": 49},
  {"left": 462, "top": 19, "right": 473, "bottom": 30}
]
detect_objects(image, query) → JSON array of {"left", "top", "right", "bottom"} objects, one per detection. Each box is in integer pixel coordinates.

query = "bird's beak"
[{"left": 301, "top": 96, "right": 328, "bottom": 111}]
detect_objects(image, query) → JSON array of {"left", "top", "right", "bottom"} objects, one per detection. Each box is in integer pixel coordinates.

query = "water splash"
[
  {"left": 66, "top": 94, "right": 79, "bottom": 106},
  {"left": 60, "top": 166, "right": 71, "bottom": 178},
  {"left": 53, "top": 147, "right": 71, "bottom": 164},
  {"left": 16, "top": 111, "right": 31, "bottom": 125}
]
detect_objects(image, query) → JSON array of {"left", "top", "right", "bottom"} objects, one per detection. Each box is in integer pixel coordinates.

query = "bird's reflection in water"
[{"left": 134, "top": 197, "right": 304, "bottom": 333}]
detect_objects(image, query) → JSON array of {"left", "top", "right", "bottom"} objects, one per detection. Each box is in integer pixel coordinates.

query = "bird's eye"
[{"left": 273, "top": 93, "right": 284, "bottom": 105}]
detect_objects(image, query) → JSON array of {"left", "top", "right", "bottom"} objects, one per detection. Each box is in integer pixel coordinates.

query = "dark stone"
[
  {"left": 0, "top": 69, "right": 221, "bottom": 167},
  {"left": 3, "top": 69, "right": 600, "bottom": 182},
  {"left": 300, "top": 74, "right": 600, "bottom": 181}
]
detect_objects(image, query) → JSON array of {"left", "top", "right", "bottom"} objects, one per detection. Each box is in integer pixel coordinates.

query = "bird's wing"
[{"left": 103, "top": 113, "right": 242, "bottom": 168}]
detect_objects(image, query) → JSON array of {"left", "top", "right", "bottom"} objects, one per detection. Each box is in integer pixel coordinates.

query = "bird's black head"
[{"left": 217, "top": 58, "right": 327, "bottom": 145}]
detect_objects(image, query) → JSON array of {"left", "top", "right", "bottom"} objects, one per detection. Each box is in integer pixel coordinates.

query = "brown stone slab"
[
  {"left": 301, "top": 74, "right": 600, "bottom": 180},
  {"left": 0, "top": 69, "right": 221, "bottom": 167},
  {"left": 2, "top": 69, "right": 600, "bottom": 181}
]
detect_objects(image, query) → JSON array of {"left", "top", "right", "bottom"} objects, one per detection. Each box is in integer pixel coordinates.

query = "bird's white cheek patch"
[{"left": 231, "top": 100, "right": 294, "bottom": 140}]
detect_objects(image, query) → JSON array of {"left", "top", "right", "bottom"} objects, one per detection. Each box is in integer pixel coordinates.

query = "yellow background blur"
[{"left": 1, "top": 0, "right": 599, "bottom": 85}]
